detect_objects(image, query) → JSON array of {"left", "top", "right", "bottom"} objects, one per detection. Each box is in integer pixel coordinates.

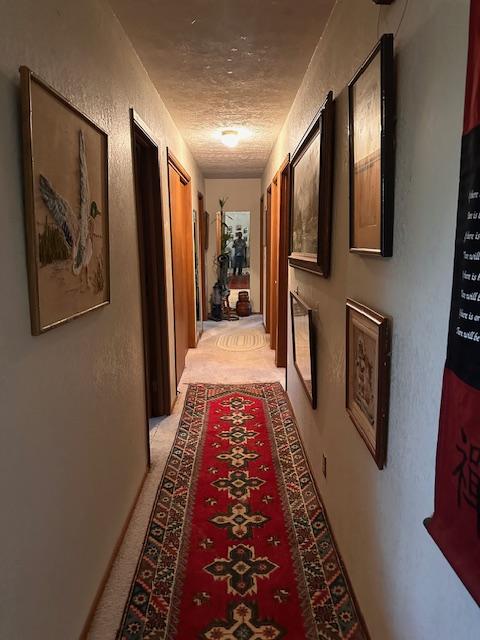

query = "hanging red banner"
[{"left": 425, "top": 0, "right": 480, "bottom": 605}]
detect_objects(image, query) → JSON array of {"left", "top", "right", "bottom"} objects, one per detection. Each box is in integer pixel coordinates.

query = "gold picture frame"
[
  {"left": 346, "top": 299, "right": 391, "bottom": 469},
  {"left": 20, "top": 66, "right": 110, "bottom": 335}
]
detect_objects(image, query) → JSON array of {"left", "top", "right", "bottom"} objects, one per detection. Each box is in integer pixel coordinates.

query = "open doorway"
[{"left": 130, "top": 110, "right": 171, "bottom": 463}]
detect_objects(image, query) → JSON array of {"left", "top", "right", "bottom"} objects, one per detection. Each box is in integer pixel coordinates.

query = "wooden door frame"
[
  {"left": 265, "top": 185, "right": 272, "bottom": 332},
  {"left": 275, "top": 155, "right": 291, "bottom": 367},
  {"left": 269, "top": 173, "right": 279, "bottom": 350},
  {"left": 198, "top": 192, "right": 208, "bottom": 321},
  {"left": 130, "top": 109, "right": 172, "bottom": 466},
  {"left": 260, "top": 195, "right": 264, "bottom": 315},
  {"left": 167, "top": 148, "right": 196, "bottom": 351}
]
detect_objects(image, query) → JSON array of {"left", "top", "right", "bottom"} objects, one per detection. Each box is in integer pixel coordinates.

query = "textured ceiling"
[{"left": 110, "top": 0, "right": 335, "bottom": 177}]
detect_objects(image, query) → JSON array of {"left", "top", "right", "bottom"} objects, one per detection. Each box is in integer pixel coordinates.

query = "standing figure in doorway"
[{"left": 232, "top": 231, "right": 247, "bottom": 276}]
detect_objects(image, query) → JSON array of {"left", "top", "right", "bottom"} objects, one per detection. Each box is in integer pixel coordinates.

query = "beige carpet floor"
[{"left": 87, "top": 315, "right": 284, "bottom": 639}]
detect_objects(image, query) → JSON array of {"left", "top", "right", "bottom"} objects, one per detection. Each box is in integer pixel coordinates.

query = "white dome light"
[{"left": 221, "top": 130, "right": 239, "bottom": 148}]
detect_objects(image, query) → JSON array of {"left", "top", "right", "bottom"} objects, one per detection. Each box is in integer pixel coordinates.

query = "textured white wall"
[
  {"left": 205, "top": 178, "right": 261, "bottom": 312},
  {"left": 0, "top": 0, "right": 203, "bottom": 638},
  {"left": 263, "top": 0, "right": 480, "bottom": 638}
]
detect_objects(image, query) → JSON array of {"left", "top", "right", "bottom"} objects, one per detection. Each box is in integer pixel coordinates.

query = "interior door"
[
  {"left": 130, "top": 110, "right": 172, "bottom": 464},
  {"left": 168, "top": 152, "right": 195, "bottom": 386}
]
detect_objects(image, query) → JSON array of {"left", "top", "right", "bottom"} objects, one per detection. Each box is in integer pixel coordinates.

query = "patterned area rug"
[
  {"left": 117, "top": 384, "right": 367, "bottom": 639},
  {"left": 228, "top": 274, "right": 250, "bottom": 288},
  {"left": 216, "top": 333, "right": 269, "bottom": 352}
]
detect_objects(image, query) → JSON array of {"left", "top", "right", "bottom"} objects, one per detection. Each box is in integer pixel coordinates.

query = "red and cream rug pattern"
[{"left": 117, "top": 384, "right": 367, "bottom": 639}]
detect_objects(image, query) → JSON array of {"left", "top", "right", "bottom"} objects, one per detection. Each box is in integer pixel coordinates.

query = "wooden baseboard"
[{"left": 79, "top": 465, "right": 149, "bottom": 639}]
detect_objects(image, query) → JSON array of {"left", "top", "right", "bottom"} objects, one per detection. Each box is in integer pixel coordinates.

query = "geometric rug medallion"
[{"left": 117, "top": 383, "right": 368, "bottom": 639}]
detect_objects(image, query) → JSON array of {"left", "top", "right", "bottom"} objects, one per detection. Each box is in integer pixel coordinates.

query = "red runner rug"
[
  {"left": 117, "top": 384, "right": 367, "bottom": 639},
  {"left": 228, "top": 274, "right": 250, "bottom": 289}
]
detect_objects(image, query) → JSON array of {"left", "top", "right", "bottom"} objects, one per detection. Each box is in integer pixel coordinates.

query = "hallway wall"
[
  {"left": 0, "top": 0, "right": 203, "bottom": 638},
  {"left": 205, "top": 178, "right": 261, "bottom": 313},
  {"left": 263, "top": 0, "right": 479, "bottom": 638}
]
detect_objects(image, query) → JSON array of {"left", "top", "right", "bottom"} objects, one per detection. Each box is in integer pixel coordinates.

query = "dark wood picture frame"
[
  {"left": 19, "top": 66, "right": 110, "bottom": 335},
  {"left": 289, "top": 91, "right": 335, "bottom": 276},
  {"left": 290, "top": 291, "right": 317, "bottom": 409},
  {"left": 348, "top": 34, "right": 395, "bottom": 256},
  {"left": 346, "top": 299, "right": 391, "bottom": 469}
]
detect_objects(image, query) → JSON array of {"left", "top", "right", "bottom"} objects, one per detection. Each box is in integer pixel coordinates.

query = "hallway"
[
  {"left": 2, "top": 0, "right": 480, "bottom": 639},
  {"left": 88, "top": 317, "right": 285, "bottom": 638}
]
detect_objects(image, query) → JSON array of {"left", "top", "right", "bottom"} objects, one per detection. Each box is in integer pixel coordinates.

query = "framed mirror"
[
  {"left": 220, "top": 211, "right": 251, "bottom": 291},
  {"left": 290, "top": 291, "right": 317, "bottom": 408}
]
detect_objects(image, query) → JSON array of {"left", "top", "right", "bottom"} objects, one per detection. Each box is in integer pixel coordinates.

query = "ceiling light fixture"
[
  {"left": 221, "top": 130, "right": 239, "bottom": 148},
  {"left": 213, "top": 127, "right": 251, "bottom": 147}
]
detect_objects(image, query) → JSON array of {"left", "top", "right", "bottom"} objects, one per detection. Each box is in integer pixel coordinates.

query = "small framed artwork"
[
  {"left": 346, "top": 299, "right": 391, "bottom": 469},
  {"left": 290, "top": 291, "right": 317, "bottom": 408},
  {"left": 289, "top": 91, "right": 335, "bottom": 276},
  {"left": 20, "top": 66, "right": 110, "bottom": 335},
  {"left": 348, "top": 33, "right": 395, "bottom": 256}
]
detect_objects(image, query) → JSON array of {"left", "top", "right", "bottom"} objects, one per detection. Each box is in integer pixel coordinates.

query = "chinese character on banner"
[{"left": 453, "top": 428, "right": 480, "bottom": 536}]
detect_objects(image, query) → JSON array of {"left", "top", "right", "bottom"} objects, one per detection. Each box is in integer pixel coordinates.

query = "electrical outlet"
[{"left": 322, "top": 454, "right": 327, "bottom": 479}]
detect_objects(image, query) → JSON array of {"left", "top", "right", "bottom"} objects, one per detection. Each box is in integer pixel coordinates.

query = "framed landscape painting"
[
  {"left": 348, "top": 34, "right": 394, "bottom": 256},
  {"left": 20, "top": 67, "right": 110, "bottom": 335},
  {"left": 289, "top": 91, "right": 334, "bottom": 276},
  {"left": 290, "top": 291, "right": 317, "bottom": 408},
  {"left": 346, "top": 299, "right": 391, "bottom": 469}
]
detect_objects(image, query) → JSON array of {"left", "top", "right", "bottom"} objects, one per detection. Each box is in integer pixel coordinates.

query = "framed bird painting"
[{"left": 19, "top": 67, "right": 110, "bottom": 335}]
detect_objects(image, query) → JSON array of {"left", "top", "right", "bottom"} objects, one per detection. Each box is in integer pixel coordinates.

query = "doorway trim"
[
  {"left": 130, "top": 109, "right": 172, "bottom": 465},
  {"left": 167, "top": 148, "right": 195, "bottom": 387},
  {"left": 269, "top": 173, "right": 279, "bottom": 350},
  {"left": 276, "top": 154, "right": 291, "bottom": 367},
  {"left": 265, "top": 185, "right": 272, "bottom": 332},
  {"left": 260, "top": 195, "right": 264, "bottom": 315}
]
